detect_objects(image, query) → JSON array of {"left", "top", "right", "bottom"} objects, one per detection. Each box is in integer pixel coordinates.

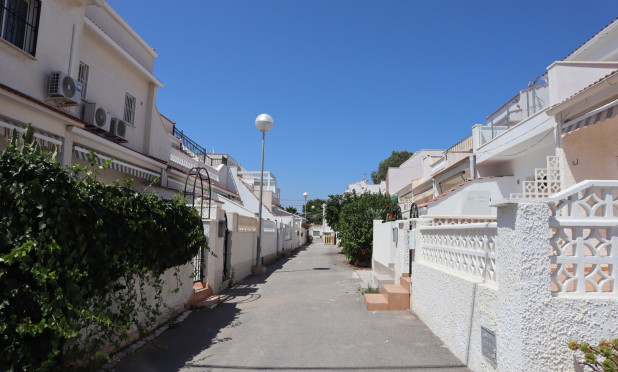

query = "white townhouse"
[
  {"left": 345, "top": 178, "right": 386, "bottom": 194},
  {"left": 369, "top": 17, "right": 618, "bottom": 372},
  {"left": 0, "top": 0, "right": 171, "bottom": 189}
]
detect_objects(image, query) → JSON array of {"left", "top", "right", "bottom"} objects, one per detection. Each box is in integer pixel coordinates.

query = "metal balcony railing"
[{"left": 173, "top": 126, "right": 217, "bottom": 167}]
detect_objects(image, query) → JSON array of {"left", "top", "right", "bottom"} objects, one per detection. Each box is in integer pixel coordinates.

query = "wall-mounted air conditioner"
[
  {"left": 109, "top": 118, "right": 129, "bottom": 142},
  {"left": 46, "top": 71, "right": 82, "bottom": 106},
  {"left": 83, "top": 103, "right": 112, "bottom": 132}
]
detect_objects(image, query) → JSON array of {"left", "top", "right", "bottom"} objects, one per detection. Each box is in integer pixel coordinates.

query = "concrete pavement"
[{"left": 111, "top": 241, "right": 470, "bottom": 371}]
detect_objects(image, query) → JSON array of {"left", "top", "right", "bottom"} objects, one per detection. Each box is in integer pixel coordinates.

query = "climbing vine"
[{"left": 0, "top": 125, "right": 207, "bottom": 370}]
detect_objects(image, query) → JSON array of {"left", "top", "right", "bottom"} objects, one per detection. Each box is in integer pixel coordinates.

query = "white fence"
[
  {"left": 382, "top": 180, "right": 618, "bottom": 371},
  {"left": 548, "top": 181, "right": 618, "bottom": 295},
  {"left": 419, "top": 222, "right": 497, "bottom": 284}
]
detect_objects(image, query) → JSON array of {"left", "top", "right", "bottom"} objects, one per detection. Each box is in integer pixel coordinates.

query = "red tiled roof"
[
  {"left": 561, "top": 17, "right": 618, "bottom": 61},
  {"left": 417, "top": 176, "right": 497, "bottom": 208},
  {"left": 159, "top": 113, "right": 176, "bottom": 124}
]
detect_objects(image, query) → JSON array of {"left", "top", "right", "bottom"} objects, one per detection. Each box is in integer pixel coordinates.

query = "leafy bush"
[
  {"left": 0, "top": 126, "right": 207, "bottom": 370},
  {"left": 569, "top": 339, "right": 618, "bottom": 372},
  {"left": 324, "top": 193, "right": 354, "bottom": 234},
  {"left": 336, "top": 192, "right": 396, "bottom": 263}
]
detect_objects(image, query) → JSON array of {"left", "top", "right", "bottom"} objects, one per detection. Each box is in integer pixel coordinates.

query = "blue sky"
[{"left": 107, "top": 0, "right": 618, "bottom": 209}]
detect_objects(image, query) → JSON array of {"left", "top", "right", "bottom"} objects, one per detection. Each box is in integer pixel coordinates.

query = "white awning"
[
  {"left": 73, "top": 146, "right": 160, "bottom": 181},
  {"left": 562, "top": 99, "right": 618, "bottom": 135},
  {"left": 0, "top": 120, "right": 63, "bottom": 150}
]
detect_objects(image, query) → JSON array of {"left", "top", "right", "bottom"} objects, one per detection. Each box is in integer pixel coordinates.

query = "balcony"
[
  {"left": 169, "top": 148, "right": 219, "bottom": 182},
  {"left": 173, "top": 126, "right": 223, "bottom": 167},
  {"left": 475, "top": 84, "right": 550, "bottom": 148},
  {"left": 430, "top": 135, "right": 473, "bottom": 175}
]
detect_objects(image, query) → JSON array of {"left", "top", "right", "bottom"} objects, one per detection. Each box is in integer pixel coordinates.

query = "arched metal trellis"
[
  {"left": 409, "top": 202, "right": 419, "bottom": 219},
  {"left": 184, "top": 167, "right": 212, "bottom": 282}
]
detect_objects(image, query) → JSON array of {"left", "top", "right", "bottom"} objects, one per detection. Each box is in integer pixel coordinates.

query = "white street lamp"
[
  {"left": 322, "top": 203, "right": 326, "bottom": 238},
  {"left": 254, "top": 113, "right": 273, "bottom": 273},
  {"left": 303, "top": 192, "right": 308, "bottom": 221}
]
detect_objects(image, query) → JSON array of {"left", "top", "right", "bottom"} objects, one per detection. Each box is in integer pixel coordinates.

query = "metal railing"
[{"left": 173, "top": 126, "right": 217, "bottom": 166}]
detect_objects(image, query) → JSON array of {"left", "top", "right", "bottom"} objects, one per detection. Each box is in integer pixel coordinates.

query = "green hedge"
[
  {"left": 0, "top": 126, "right": 207, "bottom": 370},
  {"left": 334, "top": 192, "right": 395, "bottom": 264}
]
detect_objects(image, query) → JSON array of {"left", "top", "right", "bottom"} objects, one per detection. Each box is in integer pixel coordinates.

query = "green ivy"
[{"left": 0, "top": 125, "right": 207, "bottom": 371}]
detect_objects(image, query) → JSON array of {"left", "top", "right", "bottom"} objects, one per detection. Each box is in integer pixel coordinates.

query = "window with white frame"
[
  {"left": 78, "top": 61, "right": 89, "bottom": 100},
  {"left": 123, "top": 93, "right": 136, "bottom": 125},
  {"left": 0, "top": 0, "right": 41, "bottom": 56}
]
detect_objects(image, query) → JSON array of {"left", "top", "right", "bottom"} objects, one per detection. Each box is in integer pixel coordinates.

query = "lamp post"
[
  {"left": 254, "top": 113, "right": 273, "bottom": 273},
  {"left": 303, "top": 192, "right": 308, "bottom": 221},
  {"left": 322, "top": 203, "right": 326, "bottom": 237}
]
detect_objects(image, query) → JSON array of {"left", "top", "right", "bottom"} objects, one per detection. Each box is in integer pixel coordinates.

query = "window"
[
  {"left": 78, "top": 61, "right": 89, "bottom": 100},
  {"left": 123, "top": 93, "right": 136, "bottom": 125},
  {"left": 0, "top": 0, "right": 40, "bottom": 56}
]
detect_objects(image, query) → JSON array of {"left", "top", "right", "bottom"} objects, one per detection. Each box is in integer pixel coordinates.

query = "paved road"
[{"left": 112, "top": 242, "right": 470, "bottom": 372}]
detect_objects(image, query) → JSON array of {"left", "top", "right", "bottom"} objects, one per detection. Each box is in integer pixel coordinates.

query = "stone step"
[
  {"left": 184, "top": 284, "right": 213, "bottom": 309},
  {"left": 364, "top": 293, "right": 389, "bottom": 311},
  {"left": 399, "top": 275, "right": 411, "bottom": 288},
  {"left": 193, "top": 294, "right": 230, "bottom": 309},
  {"left": 374, "top": 274, "right": 395, "bottom": 290},
  {"left": 382, "top": 284, "right": 410, "bottom": 311}
]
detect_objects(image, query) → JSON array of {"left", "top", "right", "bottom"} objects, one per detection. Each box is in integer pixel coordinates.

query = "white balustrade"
[
  {"left": 429, "top": 216, "right": 496, "bottom": 226},
  {"left": 548, "top": 181, "right": 618, "bottom": 295},
  {"left": 511, "top": 156, "right": 561, "bottom": 198},
  {"left": 419, "top": 222, "right": 497, "bottom": 284}
]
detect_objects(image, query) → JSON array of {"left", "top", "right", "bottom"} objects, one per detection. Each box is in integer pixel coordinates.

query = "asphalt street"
[{"left": 111, "top": 241, "right": 470, "bottom": 372}]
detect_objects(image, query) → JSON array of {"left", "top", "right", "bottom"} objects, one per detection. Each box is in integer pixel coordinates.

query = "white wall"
[
  {"left": 406, "top": 200, "right": 618, "bottom": 371},
  {"left": 412, "top": 264, "right": 498, "bottom": 372},
  {"left": 372, "top": 220, "right": 397, "bottom": 274},
  {"left": 426, "top": 177, "right": 517, "bottom": 216},
  {"left": 547, "top": 62, "right": 618, "bottom": 106},
  {"left": 0, "top": 1, "right": 85, "bottom": 101},
  {"left": 260, "top": 220, "right": 278, "bottom": 264},
  {"left": 496, "top": 202, "right": 618, "bottom": 371}
]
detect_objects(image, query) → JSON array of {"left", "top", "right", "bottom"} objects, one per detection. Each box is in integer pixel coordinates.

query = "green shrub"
[
  {"left": 337, "top": 192, "right": 396, "bottom": 263},
  {"left": 0, "top": 125, "right": 207, "bottom": 370}
]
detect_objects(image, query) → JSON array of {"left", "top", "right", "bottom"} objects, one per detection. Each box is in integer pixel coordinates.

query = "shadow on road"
[
  {"left": 111, "top": 246, "right": 309, "bottom": 371},
  {"left": 182, "top": 363, "right": 468, "bottom": 370}
]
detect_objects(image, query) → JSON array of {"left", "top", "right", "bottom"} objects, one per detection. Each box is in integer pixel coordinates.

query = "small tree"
[
  {"left": 371, "top": 150, "right": 413, "bottom": 184},
  {"left": 284, "top": 206, "right": 298, "bottom": 214},
  {"left": 337, "top": 193, "right": 396, "bottom": 263},
  {"left": 324, "top": 193, "right": 354, "bottom": 234},
  {"left": 302, "top": 198, "right": 327, "bottom": 225}
]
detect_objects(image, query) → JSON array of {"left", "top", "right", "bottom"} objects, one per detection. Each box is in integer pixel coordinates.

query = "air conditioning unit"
[
  {"left": 46, "top": 71, "right": 82, "bottom": 106},
  {"left": 109, "top": 118, "right": 129, "bottom": 142},
  {"left": 83, "top": 103, "right": 112, "bottom": 132}
]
